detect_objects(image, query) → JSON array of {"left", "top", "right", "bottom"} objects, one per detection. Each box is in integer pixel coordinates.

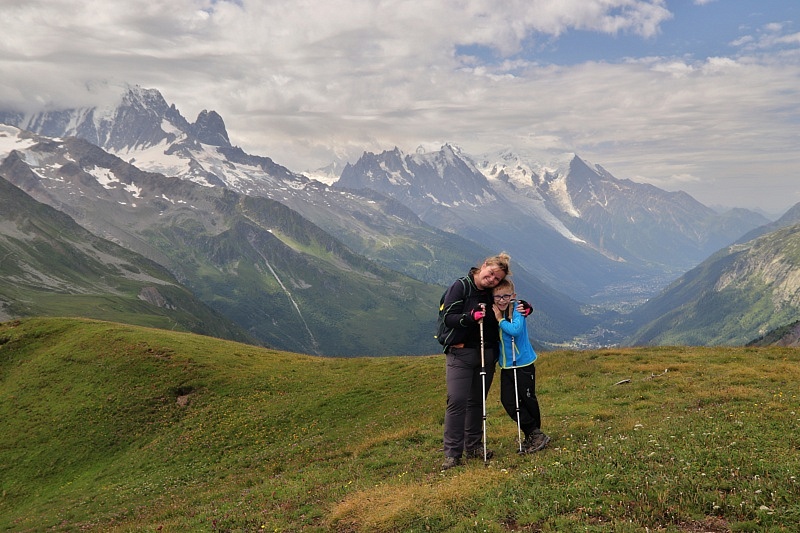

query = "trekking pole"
[
  {"left": 511, "top": 333, "right": 523, "bottom": 453},
  {"left": 479, "top": 303, "right": 488, "bottom": 464}
]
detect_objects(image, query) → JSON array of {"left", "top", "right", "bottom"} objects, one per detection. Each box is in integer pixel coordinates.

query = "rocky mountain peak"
[
  {"left": 338, "top": 144, "right": 495, "bottom": 209},
  {"left": 192, "top": 110, "right": 230, "bottom": 147},
  {"left": 120, "top": 86, "right": 170, "bottom": 115}
]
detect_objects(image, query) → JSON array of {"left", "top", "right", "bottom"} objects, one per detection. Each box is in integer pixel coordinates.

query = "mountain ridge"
[
  {"left": 1, "top": 91, "right": 593, "bottom": 349},
  {"left": 623, "top": 221, "right": 800, "bottom": 346},
  {"left": 1, "top": 86, "right": 769, "bottom": 306},
  {"left": 0, "top": 129, "right": 447, "bottom": 355},
  {"left": 0, "top": 173, "right": 253, "bottom": 342},
  {"left": 339, "top": 144, "right": 769, "bottom": 304},
  {"left": 4, "top": 86, "right": 797, "bottom": 352}
]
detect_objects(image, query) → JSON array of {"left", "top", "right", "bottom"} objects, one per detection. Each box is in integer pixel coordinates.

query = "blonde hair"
[
  {"left": 494, "top": 278, "right": 515, "bottom": 293},
  {"left": 483, "top": 252, "right": 511, "bottom": 276}
]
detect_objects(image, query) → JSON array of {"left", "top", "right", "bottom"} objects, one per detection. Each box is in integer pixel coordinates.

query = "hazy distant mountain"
[
  {"left": 305, "top": 161, "right": 344, "bottom": 185},
  {"left": 338, "top": 146, "right": 769, "bottom": 303},
  {"left": 623, "top": 222, "right": 800, "bottom": 346},
  {"left": 734, "top": 201, "right": 800, "bottom": 244}
]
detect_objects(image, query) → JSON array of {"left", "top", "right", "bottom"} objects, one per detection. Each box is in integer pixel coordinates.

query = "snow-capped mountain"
[
  {"left": 338, "top": 144, "right": 498, "bottom": 211},
  {"left": 0, "top": 87, "right": 578, "bottom": 296},
  {"left": 0, "top": 121, "right": 590, "bottom": 350},
  {"left": 475, "top": 148, "right": 760, "bottom": 266},
  {"left": 0, "top": 87, "right": 460, "bottom": 287},
  {"left": 0, "top": 125, "right": 447, "bottom": 355},
  {"left": 0, "top": 86, "right": 767, "bottom": 307},
  {"left": 475, "top": 149, "right": 586, "bottom": 241},
  {"left": 338, "top": 144, "right": 769, "bottom": 302},
  {"left": 0, "top": 86, "right": 301, "bottom": 192}
]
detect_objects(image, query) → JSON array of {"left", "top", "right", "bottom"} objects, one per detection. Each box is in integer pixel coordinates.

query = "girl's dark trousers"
[{"left": 500, "top": 364, "right": 541, "bottom": 437}]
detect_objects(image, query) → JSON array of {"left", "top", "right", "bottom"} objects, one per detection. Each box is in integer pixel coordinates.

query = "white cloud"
[
  {"left": 0, "top": 0, "right": 798, "bottom": 212},
  {"left": 731, "top": 21, "right": 800, "bottom": 53}
]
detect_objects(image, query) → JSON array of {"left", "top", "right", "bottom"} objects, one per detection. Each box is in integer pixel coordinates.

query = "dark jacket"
[{"left": 442, "top": 268, "right": 499, "bottom": 350}]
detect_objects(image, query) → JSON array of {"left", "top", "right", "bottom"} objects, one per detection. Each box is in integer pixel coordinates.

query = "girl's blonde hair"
[{"left": 494, "top": 278, "right": 515, "bottom": 293}]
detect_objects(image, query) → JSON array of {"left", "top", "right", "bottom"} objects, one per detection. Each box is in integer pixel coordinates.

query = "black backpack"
[{"left": 435, "top": 277, "right": 470, "bottom": 349}]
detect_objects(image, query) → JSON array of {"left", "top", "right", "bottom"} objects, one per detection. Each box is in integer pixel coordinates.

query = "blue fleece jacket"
[{"left": 497, "top": 305, "right": 537, "bottom": 369}]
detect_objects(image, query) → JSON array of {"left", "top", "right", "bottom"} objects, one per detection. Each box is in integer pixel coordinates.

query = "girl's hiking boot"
[{"left": 522, "top": 431, "right": 550, "bottom": 453}]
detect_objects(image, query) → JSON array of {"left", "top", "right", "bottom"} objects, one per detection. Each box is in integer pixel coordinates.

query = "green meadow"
[{"left": 1, "top": 317, "right": 798, "bottom": 532}]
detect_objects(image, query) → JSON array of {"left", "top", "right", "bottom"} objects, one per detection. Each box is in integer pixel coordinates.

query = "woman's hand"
[{"left": 516, "top": 299, "right": 533, "bottom": 317}]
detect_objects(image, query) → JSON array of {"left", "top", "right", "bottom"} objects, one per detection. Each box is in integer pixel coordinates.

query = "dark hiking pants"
[
  {"left": 500, "top": 364, "right": 541, "bottom": 437},
  {"left": 443, "top": 346, "right": 496, "bottom": 458}
]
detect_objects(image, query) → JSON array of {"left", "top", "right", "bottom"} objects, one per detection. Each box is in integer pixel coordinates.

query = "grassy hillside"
[{"left": 1, "top": 318, "right": 799, "bottom": 532}]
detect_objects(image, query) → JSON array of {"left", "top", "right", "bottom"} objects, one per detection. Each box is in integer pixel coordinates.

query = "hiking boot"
[
  {"left": 465, "top": 447, "right": 494, "bottom": 461},
  {"left": 441, "top": 456, "right": 462, "bottom": 471},
  {"left": 522, "top": 431, "right": 550, "bottom": 453}
]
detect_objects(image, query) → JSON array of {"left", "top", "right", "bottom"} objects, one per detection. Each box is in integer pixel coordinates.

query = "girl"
[{"left": 492, "top": 278, "right": 550, "bottom": 454}]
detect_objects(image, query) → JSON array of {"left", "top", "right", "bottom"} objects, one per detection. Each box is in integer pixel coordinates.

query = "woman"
[{"left": 439, "top": 252, "right": 511, "bottom": 470}]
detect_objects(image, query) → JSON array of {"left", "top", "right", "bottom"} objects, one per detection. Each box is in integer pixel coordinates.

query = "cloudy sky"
[{"left": 1, "top": 0, "right": 798, "bottom": 214}]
